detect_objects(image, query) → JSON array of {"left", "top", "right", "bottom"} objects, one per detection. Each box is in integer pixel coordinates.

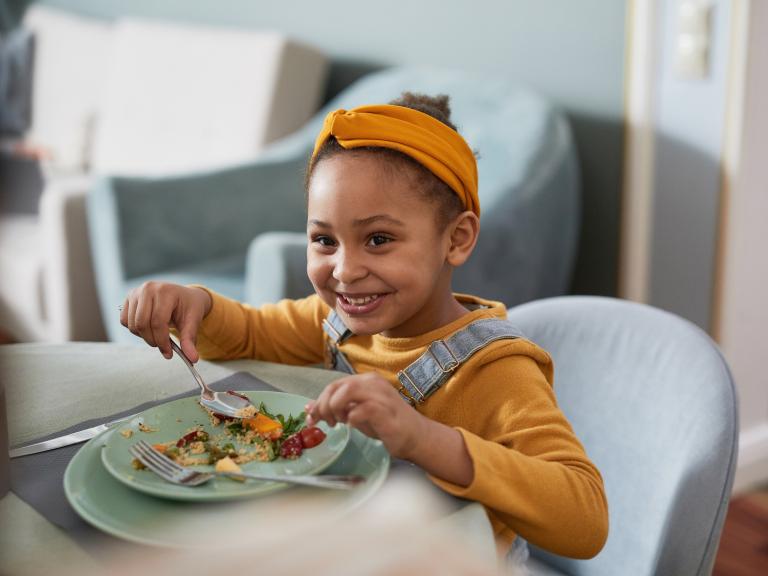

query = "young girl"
[{"left": 121, "top": 93, "right": 608, "bottom": 558}]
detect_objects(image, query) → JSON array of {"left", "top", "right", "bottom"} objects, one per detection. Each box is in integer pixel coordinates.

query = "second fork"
[{"left": 130, "top": 441, "right": 363, "bottom": 490}]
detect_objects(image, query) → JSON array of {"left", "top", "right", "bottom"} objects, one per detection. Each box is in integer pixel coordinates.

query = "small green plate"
[
  {"left": 64, "top": 426, "right": 390, "bottom": 547},
  {"left": 100, "top": 391, "right": 350, "bottom": 501}
]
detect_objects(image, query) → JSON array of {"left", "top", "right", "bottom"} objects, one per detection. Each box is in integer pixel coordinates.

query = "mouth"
[{"left": 336, "top": 292, "right": 388, "bottom": 315}]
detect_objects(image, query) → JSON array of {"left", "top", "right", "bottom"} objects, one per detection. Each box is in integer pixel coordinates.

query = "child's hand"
[
  {"left": 305, "top": 372, "right": 428, "bottom": 460},
  {"left": 120, "top": 282, "right": 212, "bottom": 362}
]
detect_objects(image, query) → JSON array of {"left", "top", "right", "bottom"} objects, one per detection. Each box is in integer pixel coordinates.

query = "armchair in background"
[
  {"left": 90, "top": 66, "right": 581, "bottom": 342},
  {"left": 506, "top": 296, "right": 738, "bottom": 576},
  {"left": 0, "top": 4, "right": 327, "bottom": 342}
]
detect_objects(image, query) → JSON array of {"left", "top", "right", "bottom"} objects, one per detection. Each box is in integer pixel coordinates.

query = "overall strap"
[
  {"left": 323, "top": 309, "right": 354, "bottom": 345},
  {"left": 322, "top": 310, "right": 525, "bottom": 405},
  {"left": 323, "top": 309, "right": 356, "bottom": 374},
  {"left": 396, "top": 318, "right": 525, "bottom": 405}
]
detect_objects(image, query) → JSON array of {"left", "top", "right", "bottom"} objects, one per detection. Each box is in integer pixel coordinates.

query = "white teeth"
[{"left": 345, "top": 295, "right": 378, "bottom": 305}]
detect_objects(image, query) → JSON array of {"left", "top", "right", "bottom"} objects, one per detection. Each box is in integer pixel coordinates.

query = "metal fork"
[{"left": 129, "top": 440, "right": 363, "bottom": 490}]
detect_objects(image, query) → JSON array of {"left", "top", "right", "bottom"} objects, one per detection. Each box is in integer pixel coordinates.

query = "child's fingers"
[
  {"left": 149, "top": 299, "right": 174, "bottom": 360},
  {"left": 345, "top": 403, "right": 379, "bottom": 439},
  {"left": 177, "top": 313, "right": 201, "bottom": 363},
  {"left": 327, "top": 382, "right": 363, "bottom": 424},
  {"left": 304, "top": 401, "right": 316, "bottom": 425},
  {"left": 119, "top": 298, "right": 129, "bottom": 328},
  {"left": 309, "top": 379, "right": 348, "bottom": 427},
  {"left": 144, "top": 297, "right": 173, "bottom": 360}
]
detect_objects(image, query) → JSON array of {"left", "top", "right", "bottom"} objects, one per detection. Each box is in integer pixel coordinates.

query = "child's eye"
[
  {"left": 367, "top": 234, "right": 393, "bottom": 247},
  {"left": 311, "top": 235, "right": 336, "bottom": 247}
]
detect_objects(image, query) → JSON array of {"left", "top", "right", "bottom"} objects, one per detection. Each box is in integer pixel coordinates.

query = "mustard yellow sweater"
[{"left": 195, "top": 291, "right": 608, "bottom": 558}]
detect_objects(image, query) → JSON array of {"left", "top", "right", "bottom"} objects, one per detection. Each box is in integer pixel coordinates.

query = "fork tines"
[{"left": 130, "top": 440, "right": 182, "bottom": 479}]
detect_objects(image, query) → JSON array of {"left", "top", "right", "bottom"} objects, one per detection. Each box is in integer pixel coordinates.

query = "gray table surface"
[{"left": 0, "top": 342, "right": 497, "bottom": 574}]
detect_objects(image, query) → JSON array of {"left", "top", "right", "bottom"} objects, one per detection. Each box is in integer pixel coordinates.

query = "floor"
[{"left": 713, "top": 485, "right": 768, "bottom": 575}]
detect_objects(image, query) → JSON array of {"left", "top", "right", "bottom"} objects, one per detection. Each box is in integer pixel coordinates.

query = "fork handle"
[
  {"left": 217, "top": 471, "right": 363, "bottom": 490},
  {"left": 169, "top": 339, "right": 214, "bottom": 399}
]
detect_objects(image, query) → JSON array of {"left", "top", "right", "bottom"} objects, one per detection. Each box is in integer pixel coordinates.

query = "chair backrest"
[{"left": 505, "top": 296, "right": 738, "bottom": 576}]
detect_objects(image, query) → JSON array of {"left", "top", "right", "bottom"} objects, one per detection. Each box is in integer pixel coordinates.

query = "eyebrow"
[{"left": 308, "top": 214, "right": 406, "bottom": 228}]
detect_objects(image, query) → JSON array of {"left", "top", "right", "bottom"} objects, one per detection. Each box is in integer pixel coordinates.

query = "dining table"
[{"left": 0, "top": 342, "right": 498, "bottom": 574}]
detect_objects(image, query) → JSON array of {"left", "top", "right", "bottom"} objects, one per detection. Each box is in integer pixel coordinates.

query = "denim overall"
[{"left": 322, "top": 309, "right": 525, "bottom": 405}]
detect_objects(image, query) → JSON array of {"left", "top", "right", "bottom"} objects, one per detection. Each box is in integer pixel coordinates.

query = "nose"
[{"left": 332, "top": 247, "right": 368, "bottom": 285}]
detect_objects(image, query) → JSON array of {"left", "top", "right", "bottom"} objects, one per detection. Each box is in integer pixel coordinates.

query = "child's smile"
[
  {"left": 306, "top": 153, "right": 470, "bottom": 338},
  {"left": 336, "top": 292, "right": 387, "bottom": 314}
]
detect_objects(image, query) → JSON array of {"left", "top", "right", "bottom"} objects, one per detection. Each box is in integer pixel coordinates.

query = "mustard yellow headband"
[{"left": 311, "top": 104, "right": 479, "bottom": 217}]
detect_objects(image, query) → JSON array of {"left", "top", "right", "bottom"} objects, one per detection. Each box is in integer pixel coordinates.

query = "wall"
[
  {"left": 623, "top": 0, "right": 766, "bottom": 491},
  {"left": 648, "top": 0, "right": 732, "bottom": 331},
  {"left": 30, "top": 0, "right": 627, "bottom": 298},
  {"left": 717, "top": 0, "right": 768, "bottom": 492}
]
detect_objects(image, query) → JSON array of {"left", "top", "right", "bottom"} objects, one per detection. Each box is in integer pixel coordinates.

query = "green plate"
[
  {"left": 100, "top": 391, "right": 350, "bottom": 501},
  {"left": 64, "top": 427, "right": 390, "bottom": 547}
]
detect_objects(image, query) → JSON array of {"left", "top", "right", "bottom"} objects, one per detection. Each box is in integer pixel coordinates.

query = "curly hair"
[{"left": 306, "top": 92, "right": 468, "bottom": 228}]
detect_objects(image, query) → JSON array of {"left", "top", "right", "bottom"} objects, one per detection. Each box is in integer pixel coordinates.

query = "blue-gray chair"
[
  {"left": 504, "top": 296, "right": 738, "bottom": 576},
  {"left": 88, "top": 67, "right": 580, "bottom": 341}
]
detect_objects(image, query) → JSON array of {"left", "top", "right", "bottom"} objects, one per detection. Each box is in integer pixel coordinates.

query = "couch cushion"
[
  {"left": 23, "top": 5, "right": 112, "bottom": 172},
  {"left": 92, "top": 19, "right": 327, "bottom": 176}
]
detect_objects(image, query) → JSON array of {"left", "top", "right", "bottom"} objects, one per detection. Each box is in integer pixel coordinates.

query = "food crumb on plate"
[
  {"left": 120, "top": 429, "right": 133, "bottom": 438},
  {"left": 138, "top": 422, "right": 157, "bottom": 433},
  {"left": 215, "top": 456, "right": 245, "bottom": 481}
]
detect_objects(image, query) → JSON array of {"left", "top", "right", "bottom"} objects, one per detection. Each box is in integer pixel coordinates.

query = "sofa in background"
[
  {"left": 88, "top": 66, "right": 580, "bottom": 342},
  {"left": 0, "top": 4, "right": 328, "bottom": 342}
]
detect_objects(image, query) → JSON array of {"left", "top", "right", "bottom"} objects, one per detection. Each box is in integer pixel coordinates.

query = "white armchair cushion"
[
  {"left": 23, "top": 5, "right": 112, "bottom": 172},
  {"left": 92, "top": 19, "right": 328, "bottom": 176}
]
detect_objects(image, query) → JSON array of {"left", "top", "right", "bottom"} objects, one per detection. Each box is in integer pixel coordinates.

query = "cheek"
[{"left": 306, "top": 252, "right": 330, "bottom": 286}]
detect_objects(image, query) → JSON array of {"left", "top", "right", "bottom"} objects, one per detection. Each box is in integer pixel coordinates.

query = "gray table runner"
[
  {"left": 9, "top": 371, "right": 280, "bottom": 553},
  {"left": 9, "top": 370, "right": 437, "bottom": 561}
]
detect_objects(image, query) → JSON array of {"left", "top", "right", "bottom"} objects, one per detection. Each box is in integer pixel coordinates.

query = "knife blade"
[{"left": 9, "top": 413, "right": 141, "bottom": 458}]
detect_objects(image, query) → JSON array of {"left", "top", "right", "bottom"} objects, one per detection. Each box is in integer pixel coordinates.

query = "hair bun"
[{"left": 390, "top": 92, "right": 456, "bottom": 131}]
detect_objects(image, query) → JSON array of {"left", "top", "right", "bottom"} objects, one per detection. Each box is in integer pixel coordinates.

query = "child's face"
[{"left": 307, "top": 153, "right": 456, "bottom": 338}]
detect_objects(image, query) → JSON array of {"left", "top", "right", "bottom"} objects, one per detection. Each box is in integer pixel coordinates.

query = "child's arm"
[
  {"left": 305, "top": 372, "right": 474, "bottom": 486},
  {"left": 121, "top": 282, "right": 212, "bottom": 361},
  {"left": 122, "top": 283, "right": 327, "bottom": 365}
]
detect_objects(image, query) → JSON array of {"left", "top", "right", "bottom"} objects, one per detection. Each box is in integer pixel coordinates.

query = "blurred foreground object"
[
  {"left": 0, "top": 4, "right": 327, "bottom": 342},
  {"left": 55, "top": 475, "right": 507, "bottom": 576}
]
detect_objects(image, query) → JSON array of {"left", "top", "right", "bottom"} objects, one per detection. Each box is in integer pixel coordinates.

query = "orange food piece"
[
  {"left": 242, "top": 413, "right": 283, "bottom": 439},
  {"left": 152, "top": 443, "right": 167, "bottom": 453}
]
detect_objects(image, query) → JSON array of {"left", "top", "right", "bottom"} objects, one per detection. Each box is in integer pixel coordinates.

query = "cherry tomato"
[
  {"left": 279, "top": 435, "right": 303, "bottom": 459},
  {"left": 299, "top": 426, "right": 326, "bottom": 449}
]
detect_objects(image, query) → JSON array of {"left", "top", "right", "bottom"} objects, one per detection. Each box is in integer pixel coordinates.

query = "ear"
[{"left": 446, "top": 211, "right": 480, "bottom": 266}]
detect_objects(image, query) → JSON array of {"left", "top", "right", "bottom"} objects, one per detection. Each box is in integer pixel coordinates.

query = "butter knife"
[{"left": 9, "top": 413, "right": 140, "bottom": 458}]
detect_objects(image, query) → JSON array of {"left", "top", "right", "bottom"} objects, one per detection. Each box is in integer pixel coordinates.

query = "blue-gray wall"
[
  {"left": 649, "top": 0, "right": 731, "bottom": 331},
  {"left": 30, "top": 0, "right": 627, "bottom": 297}
]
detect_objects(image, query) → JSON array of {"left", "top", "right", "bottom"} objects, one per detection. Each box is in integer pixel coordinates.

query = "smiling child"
[{"left": 121, "top": 92, "right": 608, "bottom": 559}]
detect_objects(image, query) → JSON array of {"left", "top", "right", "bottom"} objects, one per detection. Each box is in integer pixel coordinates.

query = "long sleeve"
[
  {"left": 425, "top": 348, "right": 609, "bottom": 558},
  {"left": 191, "top": 289, "right": 608, "bottom": 557},
  {"left": 194, "top": 290, "right": 328, "bottom": 365}
]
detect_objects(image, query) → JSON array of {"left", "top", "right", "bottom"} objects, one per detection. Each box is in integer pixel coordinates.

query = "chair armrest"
[
  {"left": 39, "top": 176, "right": 107, "bottom": 341},
  {"left": 87, "top": 151, "right": 312, "bottom": 329},
  {"left": 245, "top": 231, "right": 313, "bottom": 306}
]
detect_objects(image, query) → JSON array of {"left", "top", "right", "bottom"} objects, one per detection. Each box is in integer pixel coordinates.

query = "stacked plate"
[{"left": 64, "top": 391, "right": 390, "bottom": 546}]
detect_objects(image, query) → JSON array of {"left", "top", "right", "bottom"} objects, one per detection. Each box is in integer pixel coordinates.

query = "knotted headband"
[{"left": 311, "top": 104, "right": 480, "bottom": 217}]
